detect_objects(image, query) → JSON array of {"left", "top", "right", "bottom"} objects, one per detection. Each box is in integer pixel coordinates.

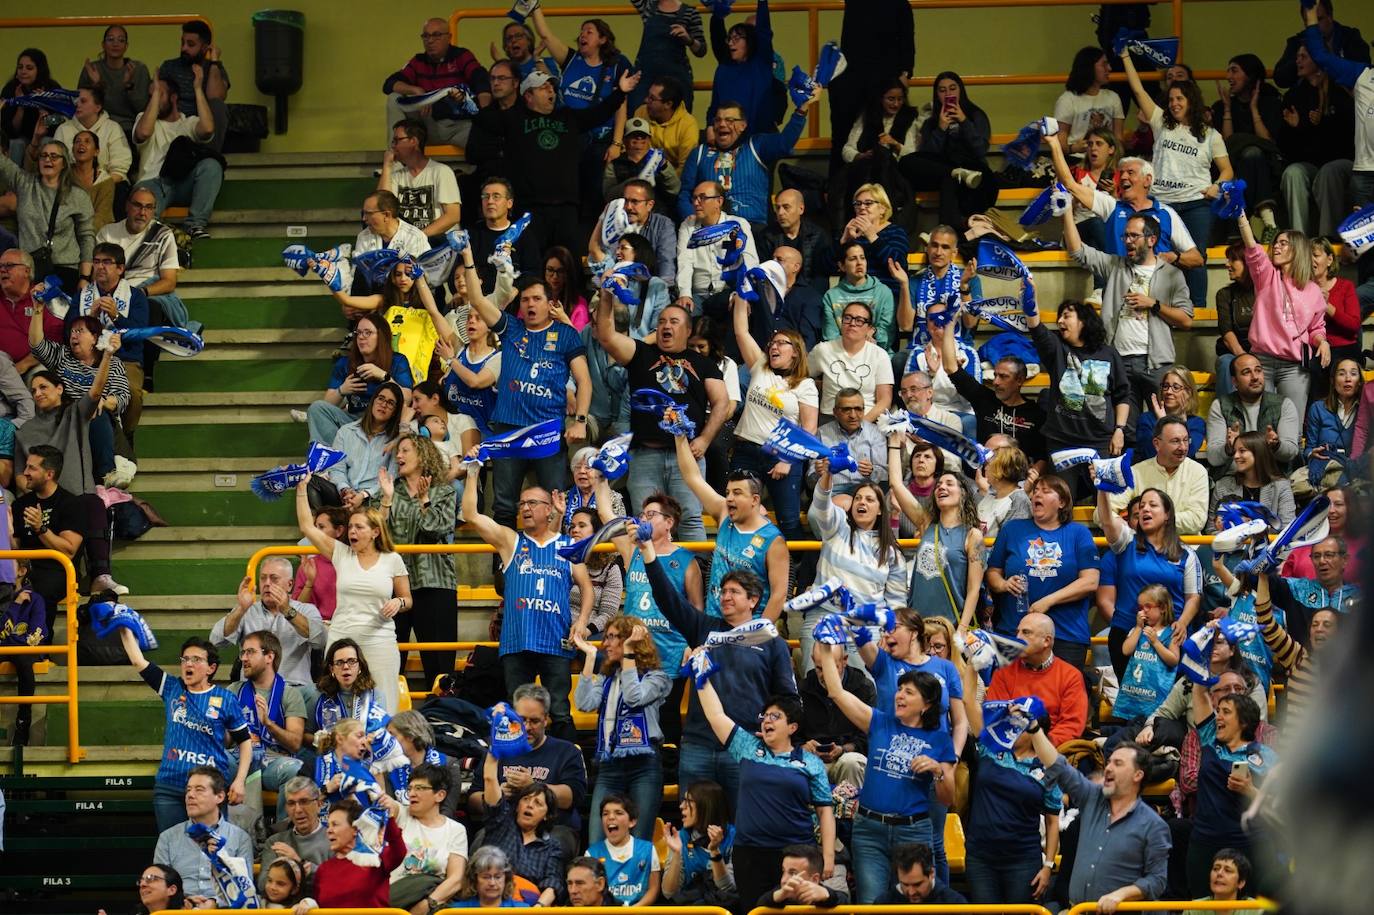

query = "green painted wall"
[{"left": 4, "top": 1, "right": 1370, "bottom": 153}]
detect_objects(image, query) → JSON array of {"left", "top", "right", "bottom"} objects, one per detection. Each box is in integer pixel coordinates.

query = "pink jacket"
[{"left": 1243, "top": 244, "right": 1327, "bottom": 362}]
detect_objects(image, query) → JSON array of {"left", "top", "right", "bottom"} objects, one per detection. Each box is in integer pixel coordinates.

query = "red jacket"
[
  {"left": 0, "top": 292, "right": 63, "bottom": 363},
  {"left": 1323, "top": 277, "right": 1361, "bottom": 347},
  {"left": 986, "top": 656, "right": 1089, "bottom": 747},
  {"left": 311, "top": 817, "right": 406, "bottom": 909}
]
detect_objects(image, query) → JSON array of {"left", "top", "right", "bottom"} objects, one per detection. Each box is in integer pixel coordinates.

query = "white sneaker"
[
  {"left": 289, "top": 409, "right": 307, "bottom": 423},
  {"left": 952, "top": 167, "right": 983, "bottom": 189},
  {"left": 103, "top": 455, "right": 137, "bottom": 489},
  {"left": 92, "top": 573, "right": 130, "bottom": 597}
]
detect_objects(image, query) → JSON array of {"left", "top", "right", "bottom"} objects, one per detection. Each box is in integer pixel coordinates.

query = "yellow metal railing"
[
  {"left": 450, "top": 0, "right": 1197, "bottom": 150},
  {"left": 0, "top": 15, "right": 213, "bottom": 30},
  {"left": 0, "top": 550, "right": 83, "bottom": 763},
  {"left": 1065, "top": 901, "right": 1278, "bottom": 915},
  {"left": 749, "top": 907, "right": 1053, "bottom": 915}
]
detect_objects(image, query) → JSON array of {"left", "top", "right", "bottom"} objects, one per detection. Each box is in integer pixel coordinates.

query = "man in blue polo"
[{"left": 460, "top": 247, "right": 591, "bottom": 532}]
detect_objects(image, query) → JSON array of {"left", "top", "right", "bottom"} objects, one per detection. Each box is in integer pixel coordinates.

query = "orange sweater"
[{"left": 986, "top": 658, "right": 1089, "bottom": 747}]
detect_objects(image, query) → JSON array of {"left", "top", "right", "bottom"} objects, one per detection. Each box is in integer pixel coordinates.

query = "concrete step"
[
  {"left": 154, "top": 358, "right": 331, "bottom": 396},
  {"left": 129, "top": 457, "right": 296, "bottom": 492},
  {"left": 112, "top": 526, "right": 299, "bottom": 561},
  {"left": 140, "top": 390, "right": 318, "bottom": 426},
  {"left": 137, "top": 421, "right": 307, "bottom": 460},
  {"left": 187, "top": 295, "right": 341, "bottom": 328}
]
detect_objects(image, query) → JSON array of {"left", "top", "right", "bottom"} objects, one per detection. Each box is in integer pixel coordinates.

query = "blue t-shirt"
[
  {"left": 705, "top": 518, "right": 781, "bottom": 619},
  {"left": 625, "top": 546, "right": 692, "bottom": 672},
  {"left": 968, "top": 743, "right": 1061, "bottom": 856},
  {"left": 859, "top": 710, "right": 957, "bottom": 817},
  {"left": 327, "top": 353, "right": 415, "bottom": 415},
  {"left": 1113, "top": 624, "right": 1176, "bottom": 720},
  {"left": 501, "top": 532, "right": 577, "bottom": 658},
  {"left": 870, "top": 651, "right": 963, "bottom": 735},
  {"left": 1107, "top": 528, "right": 1203, "bottom": 631},
  {"left": 1225, "top": 592, "right": 1282, "bottom": 694},
  {"left": 558, "top": 51, "right": 630, "bottom": 139},
  {"left": 1193, "top": 714, "right": 1276, "bottom": 846},
  {"left": 142, "top": 663, "right": 250, "bottom": 788},
  {"left": 989, "top": 519, "right": 1099, "bottom": 644},
  {"left": 725, "top": 726, "right": 832, "bottom": 847},
  {"left": 587, "top": 837, "right": 656, "bottom": 904},
  {"left": 491, "top": 314, "right": 585, "bottom": 427},
  {"left": 679, "top": 824, "right": 735, "bottom": 886}
]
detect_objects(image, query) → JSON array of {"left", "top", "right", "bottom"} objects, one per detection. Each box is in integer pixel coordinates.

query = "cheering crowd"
[{"left": 4, "top": 2, "right": 1373, "bottom": 913}]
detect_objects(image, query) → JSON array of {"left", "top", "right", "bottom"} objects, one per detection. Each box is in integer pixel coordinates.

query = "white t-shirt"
[
  {"left": 354, "top": 220, "right": 431, "bottom": 261},
  {"left": 1112, "top": 263, "right": 1157, "bottom": 356},
  {"left": 717, "top": 356, "right": 741, "bottom": 406},
  {"left": 329, "top": 541, "right": 408, "bottom": 635},
  {"left": 97, "top": 219, "right": 180, "bottom": 286},
  {"left": 55, "top": 111, "right": 132, "bottom": 180},
  {"left": 135, "top": 114, "right": 203, "bottom": 182},
  {"left": 602, "top": 835, "right": 661, "bottom": 871},
  {"left": 388, "top": 159, "right": 461, "bottom": 231},
  {"left": 735, "top": 358, "right": 820, "bottom": 445},
  {"left": 806, "top": 339, "right": 895, "bottom": 414},
  {"left": 1146, "top": 108, "right": 1227, "bottom": 203},
  {"left": 1053, "top": 89, "right": 1124, "bottom": 144},
  {"left": 391, "top": 807, "right": 469, "bottom": 881}
]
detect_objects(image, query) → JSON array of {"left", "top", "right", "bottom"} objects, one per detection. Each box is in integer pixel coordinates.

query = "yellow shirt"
[{"left": 636, "top": 103, "right": 700, "bottom": 172}]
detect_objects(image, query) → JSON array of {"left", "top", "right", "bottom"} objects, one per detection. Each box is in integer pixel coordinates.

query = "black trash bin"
[{"left": 252, "top": 9, "right": 304, "bottom": 134}]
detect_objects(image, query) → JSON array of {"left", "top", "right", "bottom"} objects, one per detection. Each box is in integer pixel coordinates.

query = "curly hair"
[
  {"left": 1057, "top": 300, "right": 1108, "bottom": 352},
  {"left": 397, "top": 432, "right": 449, "bottom": 482}
]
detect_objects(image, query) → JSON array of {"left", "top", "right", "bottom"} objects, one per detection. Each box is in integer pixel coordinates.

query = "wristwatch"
[
  {"left": 1150, "top": 301, "right": 1161, "bottom": 317},
  {"left": 285, "top": 606, "right": 298, "bottom": 622},
  {"left": 571, "top": 413, "right": 588, "bottom": 423}
]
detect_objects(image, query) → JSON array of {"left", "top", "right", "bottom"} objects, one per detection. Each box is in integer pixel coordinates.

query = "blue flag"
[
  {"left": 1339, "top": 202, "right": 1374, "bottom": 259},
  {"left": 251, "top": 442, "right": 347, "bottom": 500},
  {"left": 558, "top": 516, "right": 652, "bottom": 564},
  {"left": 590, "top": 432, "right": 634, "bottom": 480},
  {"left": 980, "top": 696, "right": 1046, "bottom": 752},
  {"left": 118, "top": 325, "right": 205, "bottom": 357},
  {"left": 1233, "top": 494, "right": 1329, "bottom": 581},
  {"left": 1001, "top": 117, "right": 1056, "bottom": 170},
  {"left": 760, "top": 417, "right": 858, "bottom": 473},
  {"left": 2, "top": 88, "right": 77, "bottom": 118},
  {"left": 602, "top": 262, "right": 651, "bottom": 307},
  {"left": 90, "top": 601, "right": 158, "bottom": 650},
  {"left": 463, "top": 419, "right": 563, "bottom": 465},
  {"left": 907, "top": 413, "right": 995, "bottom": 468},
  {"left": 1113, "top": 29, "right": 1180, "bottom": 69}
]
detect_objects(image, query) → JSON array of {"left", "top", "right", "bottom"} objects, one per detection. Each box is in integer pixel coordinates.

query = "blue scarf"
[
  {"left": 238, "top": 674, "right": 286, "bottom": 762},
  {"left": 462, "top": 419, "right": 563, "bottom": 465}
]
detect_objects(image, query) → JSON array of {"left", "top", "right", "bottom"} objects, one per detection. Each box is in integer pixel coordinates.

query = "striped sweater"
[
  {"left": 1255, "top": 597, "right": 1315, "bottom": 723},
  {"left": 811, "top": 484, "right": 908, "bottom": 606}
]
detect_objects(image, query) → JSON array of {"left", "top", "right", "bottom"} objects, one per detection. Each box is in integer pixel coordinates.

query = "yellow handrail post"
[
  {"left": 0, "top": 549, "right": 84, "bottom": 763},
  {"left": 1066, "top": 900, "right": 1277, "bottom": 915},
  {"left": 0, "top": 15, "right": 214, "bottom": 31}
]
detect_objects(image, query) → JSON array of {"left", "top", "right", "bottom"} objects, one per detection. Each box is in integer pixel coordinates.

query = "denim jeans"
[
  {"left": 1254, "top": 351, "right": 1309, "bottom": 416},
  {"left": 1280, "top": 159, "right": 1352, "bottom": 238},
  {"left": 1170, "top": 197, "right": 1214, "bottom": 309},
  {"left": 501, "top": 650, "right": 575, "bottom": 742},
  {"left": 730, "top": 439, "right": 804, "bottom": 540},
  {"left": 89, "top": 411, "right": 116, "bottom": 482},
  {"left": 228, "top": 747, "right": 304, "bottom": 837},
  {"left": 489, "top": 420, "right": 569, "bottom": 530},
  {"left": 588, "top": 752, "right": 663, "bottom": 844},
  {"left": 153, "top": 782, "right": 189, "bottom": 834},
  {"left": 851, "top": 812, "right": 933, "bottom": 903},
  {"left": 929, "top": 798, "right": 950, "bottom": 883},
  {"left": 306, "top": 400, "right": 356, "bottom": 448},
  {"left": 965, "top": 847, "right": 1046, "bottom": 905},
  {"left": 135, "top": 158, "right": 224, "bottom": 231},
  {"left": 627, "top": 447, "right": 706, "bottom": 541},
  {"left": 677, "top": 740, "right": 742, "bottom": 813}
]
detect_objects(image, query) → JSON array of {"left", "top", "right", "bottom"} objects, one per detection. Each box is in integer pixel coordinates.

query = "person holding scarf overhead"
[
  {"left": 232, "top": 630, "right": 306, "bottom": 837},
  {"left": 956, "top": 659, "right": 1061, "bottom": 906},
  {"left": 816, "top": 641, "right": 956, "bottom": 904},
  {"left": 574, "top": 617, "right": 671, "bottom": 844},
  {"left": 71, "top": 241, "right": 150, "bottom": 433}
]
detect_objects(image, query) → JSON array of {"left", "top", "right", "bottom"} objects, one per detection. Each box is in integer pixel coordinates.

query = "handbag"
[{"left": 28, "top": 187, "right": 62, "bottom": 277}]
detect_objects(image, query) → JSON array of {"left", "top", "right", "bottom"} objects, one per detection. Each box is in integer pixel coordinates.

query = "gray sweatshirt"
[
  {"left": 0, "top": 155, "right": 95, "bottom": 268},
  {"left": 1071, "top": 243, "right": 1192, "bottom": 372}
]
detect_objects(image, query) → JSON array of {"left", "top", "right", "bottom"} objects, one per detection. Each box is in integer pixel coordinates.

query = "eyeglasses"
[
  {"left": 480, "top": 192, "right": 509, "bottom": 201},
  {"left": 355, "top": 328, "right": 378, "bottom": 338},
  {"left": 331, "top": 658, "right": 361, "bottom": 669},
  {"left": 1160, "top": 382, "right": 1186, "bottom": 391},
  {"left": 0, "top": 263, "right": 27, "bottom": 272},
  {"left": 136, "top": 874, "right": 167, "bottom": 886},
  {"left": 623, "top": 195, "right": 650, "bottom": 205},
  {"left": 409, "top": 783, "right": 436, "bottom": 793},
  {"left": 1120, "top": 232, "right": 1147, "bottom": 242},
  {"left": 853, "top": 199, "right": 880, "bottom": 209},
  {"left": 421, "top": 30, "right": 449, "bottom": 39},
  {"left": 375, "top": 397, "right": 399, "bottom": 408},
  {"left": 128, "top": 201, "right": 155, "bottom": 211},
  {"left": 91, "top": 257, "right": 118, "bottom": 266},
  {"left": 1310, "top": 551, "right": 1344, "bottom": 560},
  {"left": 361, "top": 209, "right": 382, "bottom": 218},
  {"left": 179, "top": 655, "right": 209, "bottom": 666},
  {"left": 518, "top": 499, "right": 552, "bottom": 508},
  {"left": 691, "top": 193, "right": 721, "bottom": 203},
  {"left": 478, "top": 872, "right": 509, "bottom": 882},
  {"left": 37, "top": 153, "right": 65, "bottom": 162},
  {"left": 1271, "top": 237, "right": 1292, "bottom": 249},
  {"left": 758, "top": 710, "right": 785, "bottom": 722},
  {"left": 239, "top": 647, "right": 263, "bottom": 657},
  {"left": 389, "top": 135, "right": 415, "bottom": 146},
  {"left": 841, "top": 315, "right": 871, "bottom": 326},
  {"left": 641, "top": 509, "right": 667, "bottom": 521},
  {"left": 545, "top": 265, "right": 567, "bottom": 274}
]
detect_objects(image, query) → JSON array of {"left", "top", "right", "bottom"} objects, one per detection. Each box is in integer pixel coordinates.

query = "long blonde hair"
[
  {"left": 313, "top": 716, "right": 364, "bottom": 754},
  {"left": 1277, "top": 230, "right": 1313, "bottom": 288},
  {"left": 352, "top": 507, "right": 396, "bottom": 554}
]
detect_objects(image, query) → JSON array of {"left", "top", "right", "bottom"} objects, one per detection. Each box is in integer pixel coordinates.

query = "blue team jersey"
[
  {"left": 143, "top": 663, "right": 249, "bottom": 788},
  {"left": 587, "top": 837, "right": 657, "bottom": 904},
  {"left": 989, "top": 520, "right": 1099, "bottom": 643},
  {"left": 1108, "top": 529, "right": 1202, "bottom": 631},
  {"left": 1193, "top": 714, "right": 1277, "bottom": 846},
  {"left": 625, "top": 547, "right": 692, "bottom": 671},
  {"left": 870, "top": 651, "right": 963, "bottom": 735},
  {"left": 705, "top": 518, "right": 780, "bottom": 619},
  {"left": 327, "top": 353, "right": 415, "bottom": 415},
  {"left": 968, "top": 743, "right": 1061, "bottom": 856},
  {"left": 1104, "top": 197, "right": 1180, "bottom": 257},
  {"left": 726, "top": 726, "right": 832, "bottom": 847},
  {"left": 1226, "top": 592, "right": 1282, "bottom": 693},
  {"left": 1113, "top": 625, "right": 1177, "bottom": 720},
  {"left": 443, "top": 347, "right": 500, "bottom": 436},
  {"left": 859, "top": 710, "right": 957, "bottom": 817},
  {"left": 559, "top": 52, "right": 628, "bottom": 139},
  {"left": 491, "top": 314, "right": 585, "bottom": 428},
  {"left": 502, "top": 532, "right": 577, "bottom": 658}
]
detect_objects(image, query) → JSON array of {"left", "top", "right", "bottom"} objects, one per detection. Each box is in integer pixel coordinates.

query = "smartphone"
[
  {"left": 1230, "top": 760, "right": 1249, "bottom": 778},
  {"left": 943, "top": 96, "right": 957, "bottom": 112},
  {"left": 815, "top": 742, "right": 836, "bottom": 753}
]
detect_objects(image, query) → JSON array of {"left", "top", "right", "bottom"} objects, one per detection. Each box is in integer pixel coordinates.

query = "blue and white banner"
[
  {"left": 687, "top": 221, "right": 740, "bottom": 250},
  {"left": 630, "top": 388, "right": 697, "bottom": 438},
  {"left": 1211, "top": 179, "right": 1248, "bottom": 220},
  {"left": 489, "top": 212, "right": 532, "bottom": 271},
  {"left": 785, "top": 576, "right": 843, "bottom": 614},
  {"left": 488, "top": 702, "right": 532, "bottom": 759},
  {"left": 908, "top": 413, "right": 995, "bottom": 468},
  {"left": 1020, "top": 182, "right": 1070, "bottom": 227},
  {"left": 118, "top": 325, "right": 205, "bottom": 357},
  {"left": 463, "top": 419, "right": 563, "bottom": 465},
  {"left": 2, "top": 88, "right": 77, "bottom": 118},
  {"left": 963, "top": 628, "right": 1027, "bottom": 672},
  {"left": 90, "top": 601, "right": 158, "bottom": 650},
  {"left": 251, "top": 442, "right": 346, "bottom": 500},
  {"left": 600, "top": 197, "right": 629, "bottom": 251},
  {"left": 980, "top": 695, "right": 1046, "bottom": 752},
  {"left": 1232, "top": 494, "right": 1329, "bottom": 586},
  {"left": 679, "top": 649, "right": 719, "bottom": 689},
  {"left": 602, "top": 261, "right": 651, "bottom": 307},
  {"left": 398, "top": 85, "right": 477, "bottom": 116},
  {"left": 185, "top": 822, "right": 260, "bottom": 908},
  {"left": 1339, "top": 203, "right": 1374, "bottom": 259},
  {"left": 704, "top": 618, "right": 779, "bottom": 649},
  {"left": 1001, "top": 116, "right": 1057, "bottom": 170},
  {"left": 1112, "top": 28, "right": 1180, "bottom": 68},
  {"left": 761, "top": 417, "right": 858, "bottom": 473},
  {"left": 811, "top": 613, "right": 849, "bottom": 646},
  {"left": 558, "top": 516, "right": 651, "bottom": 564},
  {"left": 590, "top": 432, "right": 634, "bottom": 480},
  {"left": 966, "top": 297, "right": 1032, "bottom": 333}
]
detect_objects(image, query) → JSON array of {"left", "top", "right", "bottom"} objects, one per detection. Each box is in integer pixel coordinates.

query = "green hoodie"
[{"left": 820, "top": 274, "right": 895, "bottom": 352}]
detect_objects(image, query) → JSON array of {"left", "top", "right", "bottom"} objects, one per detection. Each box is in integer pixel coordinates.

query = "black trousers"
[
  {"left": 393, "top": 586, "right": 459, "bottom": 690},
  {"left": 898, "top": 151, "right": 997, "bottom": 230}
]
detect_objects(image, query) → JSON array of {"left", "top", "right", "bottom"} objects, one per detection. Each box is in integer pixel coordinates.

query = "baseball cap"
[
  {"left": 520, "top": 70, "right": 557, "bottom": 94},
  {"left": 624, "top": 117, "right": 651, "bottom": 137}
]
